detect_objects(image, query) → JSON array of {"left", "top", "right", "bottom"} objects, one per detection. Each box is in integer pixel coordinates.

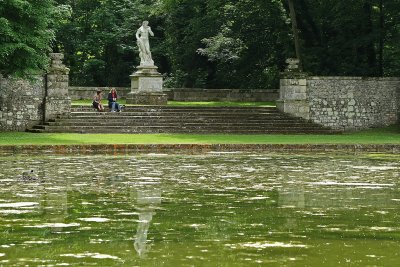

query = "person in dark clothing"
[
  {"left": 92, "top": 90, "right": 104, "bottom": 111},
  {"left": 107, "top": 88, "right": 122, "bottom": 112}
]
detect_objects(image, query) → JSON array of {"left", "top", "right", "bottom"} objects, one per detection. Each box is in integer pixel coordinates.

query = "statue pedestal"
[{"left": 126, "top": 65, "right": 167, "bottom": 105}]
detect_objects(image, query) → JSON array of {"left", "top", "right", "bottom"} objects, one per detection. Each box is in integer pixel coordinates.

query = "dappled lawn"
[
  {"left": 0, "top": 125, "right": 399, "bottom": 145},
  {"left": 71, "top": 99, "right": 276, "bottom": 107}
]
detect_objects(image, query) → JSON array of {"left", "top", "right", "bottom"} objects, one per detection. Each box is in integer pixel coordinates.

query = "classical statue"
[{"left": 136, "top": 21, "right": 154, "bottom": 66}]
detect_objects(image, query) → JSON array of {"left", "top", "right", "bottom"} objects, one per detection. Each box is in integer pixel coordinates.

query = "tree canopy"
[
  {"left": 1, "top": 0, "right": 400, "bottom": 88},
  {"left": 0, "top": 0, "right": 56, "bottom": 77}
]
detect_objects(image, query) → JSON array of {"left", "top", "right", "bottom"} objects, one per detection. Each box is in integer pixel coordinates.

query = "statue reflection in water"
[{"left": 134, "top": 183, "right": 161, "bottom": 258}]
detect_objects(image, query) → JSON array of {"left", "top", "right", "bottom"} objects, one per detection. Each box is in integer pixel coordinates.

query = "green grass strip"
[{"left": 0, "top": 125, "right": 398, "bottom": 145}]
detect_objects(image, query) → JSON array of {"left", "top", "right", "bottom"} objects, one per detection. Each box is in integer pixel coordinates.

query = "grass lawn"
[
  {"left": 72, "top": 99, "right": 276, "bottom": 107},
  {"left": 0, "top": 125, "right": 398, "bottom": 146}
]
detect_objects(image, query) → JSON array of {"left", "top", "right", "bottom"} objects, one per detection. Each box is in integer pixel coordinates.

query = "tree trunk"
[
  {"left": 379, "top": 0, "right": 384, "bottom": 76},
  {"left": 288, "top": 0, "right": 302, "bottom": 71}
]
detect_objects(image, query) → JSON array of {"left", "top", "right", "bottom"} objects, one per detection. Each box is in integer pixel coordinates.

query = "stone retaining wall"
[
  {"left": 168, "top": 88, "right": 279, "bottom": 102},
  {"left": 0, "top": 76, "right": 45, "bottom": 131},
  {"left": 68, "top": 87, "right": 279, "bottom": 102},
  {"left": 0, "top": 53, "right": 70, "bottom": 132},
  {"left": 69, "top": 87, "right": 130, "bottom": 100},
  {"left": 278, "top": 76, "right": 400, "bottom": 131}
]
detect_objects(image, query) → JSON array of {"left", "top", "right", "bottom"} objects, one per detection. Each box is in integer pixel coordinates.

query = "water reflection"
[
  {"left": 0, "top": 153, "right": 398, "bottom": 266},
  {"left": 278, "top": 183, "right": 397, "bottom": 209},
  {"left": 134, "top": 183, "right": 162, "bottom": 258}
]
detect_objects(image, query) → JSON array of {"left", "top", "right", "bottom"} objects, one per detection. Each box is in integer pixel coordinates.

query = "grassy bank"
[{"left": 0, "top": 125, "right": 398, "bottom": 146}]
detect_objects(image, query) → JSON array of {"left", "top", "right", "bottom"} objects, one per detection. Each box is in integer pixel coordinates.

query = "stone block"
[
  {"left": 294, "top": 85, "right": 307, "bottom": 94},
  {"left": 276, "top": 99, "right": 310, "bottom": 120},
  {"left": 44, "top": 96, "right": 71, "bottom": 121},
  {"left": 130, "top": 66, "right": 163, "bottom": 94},
  {"left": 126, "top": 92, "right": 168, "bottom": 105},
  {"left": 139, "top": 77, "right": 163, "bottom": 92},
  {"left": 280, "top": 79, "right": 297, "bottom": 86},
  {"left": 299, "top": 79, "right": 307, "bottom": 86}
]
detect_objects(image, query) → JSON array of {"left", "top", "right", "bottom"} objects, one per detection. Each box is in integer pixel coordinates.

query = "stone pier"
[
  {"left": 276, "top": 58, "right": 310, "bottom": 120},
  {"left": 126, "top": 66, "right": 167, "bottom": 105},
  {"left": 44, "top": 53, "right": 71, "bottom": 121}
]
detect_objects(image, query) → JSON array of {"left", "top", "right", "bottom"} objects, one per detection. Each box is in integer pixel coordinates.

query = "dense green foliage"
[
  {"left": 295, "top": 0, "right": 391, "bottom": 76},
  {"left": 53, "top": 0, "right": 158, "bottom": 86},
  {"left": 0, "top": 0, "right": 56, "bottom": 77},
  {"left": 1, "top": 1, "right": 400, "bottom": 87}
]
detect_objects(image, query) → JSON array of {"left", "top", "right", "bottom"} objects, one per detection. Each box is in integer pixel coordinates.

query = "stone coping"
[
  {"left": 307, "top": 76, "right": 400, "bottom": 81},
  {"left": 0, "top": 144, "right": 399, "bottom": 155},
  {"left": 280, "top": 76, "right": 400, "bottom": 81},
  {"left": 166, "top": 88, "right": 279, "bottom": 92},
  {"left": 68, "top": 87, "right": 279, "bottom": 95}
]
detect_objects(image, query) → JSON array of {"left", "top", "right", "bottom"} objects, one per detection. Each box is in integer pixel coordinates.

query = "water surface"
[{"left": 0, "top": 153, "right": 399, "bottom": 266}]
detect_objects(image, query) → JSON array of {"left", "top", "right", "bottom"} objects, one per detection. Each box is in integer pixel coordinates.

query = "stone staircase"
[{"left": 28, "top": 106, "right": 339, "bottom": 134}]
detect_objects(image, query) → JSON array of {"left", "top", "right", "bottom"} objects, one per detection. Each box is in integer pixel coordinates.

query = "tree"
[
  {"left": 160, "top": 0, "right": 224, "bottom": 88},
  {"left": 380, "top": 0, "right": 400, "bottom": 76},
  {"left": 0, "top": 0, "right": 56, "bottom": 77},
  {"left": 194, "top": 0, "right": 292, "bottom": 88},
  {"left": 54, "top": 0, "right": 165, "bottom": 86},
  {"left": 290, "top": 0, "right": 385, "bottom": 76},
  {"left": 51, "top": 0, "right": 400, "bottom": 88},
  {"left": 287, "top": 0, "right": 302, "bottom": 71}
]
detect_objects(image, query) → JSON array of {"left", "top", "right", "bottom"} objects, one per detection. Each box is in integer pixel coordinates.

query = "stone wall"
[
  {"left": 69, "top": 87, "right": 130, "bottom": 100},
  {"left": 169, "top": 88, "right": 278, "bottom": 102},
  {"left": 278, "top": 76, "right": 400, "bottom": 131},
  {"left": 68, "top": 87, "right": 279, "bottom": 102},
  {"left": 0, "top": 53, "right": 71, "bottom": 132},
  {"left": 0, "top": 75, "right": 45, "bottom": 131}
]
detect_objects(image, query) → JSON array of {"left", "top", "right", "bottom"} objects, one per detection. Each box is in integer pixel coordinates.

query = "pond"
[{"left": 0, "top": 152, "right": 399, "bottom": 266}]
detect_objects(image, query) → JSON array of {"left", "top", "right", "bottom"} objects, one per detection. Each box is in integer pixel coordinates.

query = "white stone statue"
[{"left": 136, "top": 21, "right": 154, "bottom": 66}]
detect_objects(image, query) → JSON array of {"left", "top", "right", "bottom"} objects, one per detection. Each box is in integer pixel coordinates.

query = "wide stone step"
[
  {"left": 68, "top": 112, "right": 281, "bottom": 117},
  {"left": 70, "top": 108, "right": 280, "bottom": 113},
  {"left": 49, "top": 119, "right": 312, "bottom": 125},
  {"left": 30, "top": 125, "right": 338, "bottom": 134},
  {"left": 66, "top": 113, "right": 293, "bottom": 119},
  {"left": 32, "top": 124, "right": 336, "bottom": 131},
  {"left": 71, "top": 106, "right": 278, "bottom": 111},
  {"left": 53, "top": 116, "right": 303, "bottom": 123},
  {"left": 46, "top": 121, "right": 322, "bottom": 127},
  {"left": 28, "top": 105, "right": 339, "bottom": 134}
]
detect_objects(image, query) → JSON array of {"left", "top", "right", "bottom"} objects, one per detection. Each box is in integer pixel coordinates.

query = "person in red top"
[{"left": 107, "top": 88, "right": 122, "bottom": 112}]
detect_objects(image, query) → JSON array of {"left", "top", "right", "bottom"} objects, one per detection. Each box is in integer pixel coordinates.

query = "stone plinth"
[
  {"left": 45, "top": 53, "right": 71, "bottom": 121},
  {"left": 277, "top": 76, "right": 310, "bottom": 120},
  {"left": 126, "top": 65, "right": 167, "bottom": 105}
]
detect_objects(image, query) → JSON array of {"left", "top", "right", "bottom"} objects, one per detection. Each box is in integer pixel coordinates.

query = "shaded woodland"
[{"left": 1, "top": 0, "right": 399, "bottom": 88}]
